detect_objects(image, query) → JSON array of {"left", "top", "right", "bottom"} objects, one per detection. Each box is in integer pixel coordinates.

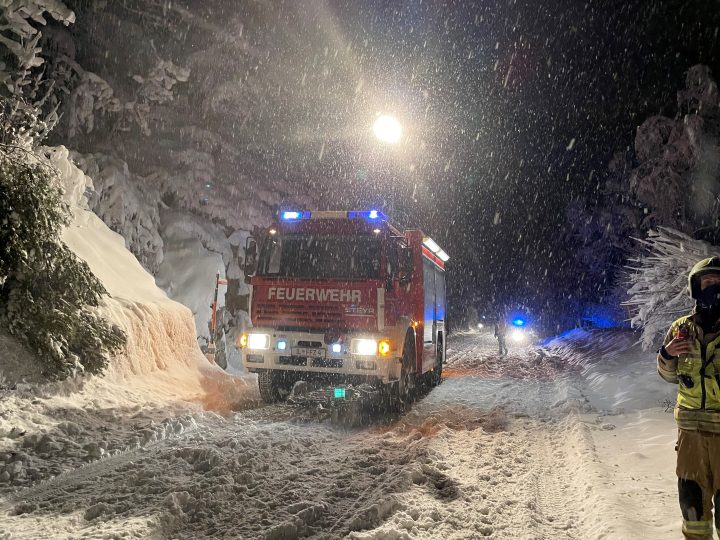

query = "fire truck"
[{"left": 240, "top": 210, "right": 448, "bottom": 405}]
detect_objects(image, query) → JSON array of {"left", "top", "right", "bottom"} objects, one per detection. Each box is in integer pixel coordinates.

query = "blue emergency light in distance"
[
  {"left": 281, "top": 211, "right": 302, "bottom": 220},
  {"left": 333, "top": 387, "right": 346, "bottom": 399},
  {"left": 512, "top": 318, "right": 526, "bottom": 327}
]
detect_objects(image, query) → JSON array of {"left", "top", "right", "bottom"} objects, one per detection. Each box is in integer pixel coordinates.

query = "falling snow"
[{"left": 1, "top": 2, "right": 720, "bottom": 538}]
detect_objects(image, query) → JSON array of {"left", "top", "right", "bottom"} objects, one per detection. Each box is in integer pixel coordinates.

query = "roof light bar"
[
  {"left": 280, "top": 211, "right": 310, "bottom": 221},
  {"left": 348, "top": 210, "right": 386, "bottom": 220}
]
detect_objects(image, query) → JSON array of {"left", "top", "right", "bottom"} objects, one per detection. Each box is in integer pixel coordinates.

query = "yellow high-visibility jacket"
[{"left": 658, "top": 314, "right": 720, "bottom": 432}]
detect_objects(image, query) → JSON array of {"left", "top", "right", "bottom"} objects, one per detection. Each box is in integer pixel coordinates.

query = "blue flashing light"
[
  {"left": 512, "top": 318, "right": 526, "bottom": 327},
  {"left": 333, "top": 387, "right": 346, "bottom": 399},
  {"left": 280, "top": 211, "right": 311, "bottom": 221},
  {"left": 348, "top": 210, "right": 386, "bottom": 221}
]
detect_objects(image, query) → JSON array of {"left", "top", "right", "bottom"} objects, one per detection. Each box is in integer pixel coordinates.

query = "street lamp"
[{"left": 373, "top": 114, "right": 402, "bottom": 144}]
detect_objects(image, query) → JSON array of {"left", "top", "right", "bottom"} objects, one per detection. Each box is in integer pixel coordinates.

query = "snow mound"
[{"left": 40, "top": 146, "right": 252, "bottom": 398}]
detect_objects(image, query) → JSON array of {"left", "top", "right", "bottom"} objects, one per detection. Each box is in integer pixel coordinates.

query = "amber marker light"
[
  {"left": 378, "top": 339, "right": 391, "bottom": 356},
  {"left": 238, "top": 333, "right": 248, "bottom": 348}
]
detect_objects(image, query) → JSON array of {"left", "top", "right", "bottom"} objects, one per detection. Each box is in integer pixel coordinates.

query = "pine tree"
[{"left": 0, "top": 101, "right": 125, "bottom": 378}]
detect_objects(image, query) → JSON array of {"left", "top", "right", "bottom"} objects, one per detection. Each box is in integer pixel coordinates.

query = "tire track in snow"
[{"left": 0, "top": 413, "right": 206, "bottom": 515}]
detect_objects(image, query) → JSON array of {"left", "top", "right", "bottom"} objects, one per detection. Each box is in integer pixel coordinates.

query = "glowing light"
[
  {"left": 333, "top": 387, "right": 346, "bottom": 399},
  {"left": 378, "top": 339, "right": 391, "bottom": 356},
  {"left": 437, "top": 250, "right": 449, "bottom": 262},
  {"left": 331, "top": 343, "right": 342, "bottom": 353},
  {"left": 373, "top": 228, "right": 381, "bottom": 234},
  {"left": 276, "top": 339, "right": 287, "bottom": 351},
  {"left": 477, "top": 323, "right": 484, "bottom": 329},
  {"left": 247, "top": 333, "right": 270, "bottom": 350},
  {"left": 512, "top": 318, "right": 526, "bottom": 327},
  {"left": 238, "top": 333, "right": 248, "bottom": 348},
  {"left": 373, "top": 115, "right": 402, "bottom": 144},
  {"left": 511, "top": 329, "right": 525, "bottom": 342},
  {"left": 423, "top": 237, "right": 441, "bottom": 253},
  {"left": 281, "top": 211, "right": 302, "bottom": 221},
  {"left": 269, "top": 228, "right": 277, "bottom": 235},
  {"left": 348, "top": 210, "right": 386, "bottom": 221},
  {"left": 351, "top": 338, "right": 377, "bottom": 356}
]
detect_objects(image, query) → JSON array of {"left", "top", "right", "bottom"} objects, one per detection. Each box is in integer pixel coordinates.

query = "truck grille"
[
  {"left": 254, "top": 302, "right": 344, "bottom": 327},
  {"left": 278, "top": 356, "right": 307, "bottom": 366},
  {"left": 312, "top": 358, "right": 343, "bottom": 368}
]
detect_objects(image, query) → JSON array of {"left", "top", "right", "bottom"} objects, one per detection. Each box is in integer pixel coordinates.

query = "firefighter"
[
  {"left": 494, "top": 318, "right": 508, "bottom": 356},
  {"left": 658, "top": 257, "right": 720, "bottom": 539}
]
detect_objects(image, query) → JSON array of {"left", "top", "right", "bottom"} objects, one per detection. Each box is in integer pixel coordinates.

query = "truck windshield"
[{"left": 257, "top": 235, "right": 381, "bottom": 279}]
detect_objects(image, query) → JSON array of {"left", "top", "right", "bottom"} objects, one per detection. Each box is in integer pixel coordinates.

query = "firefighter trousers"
[{"left": 677, "top": 429, "right": 720, "bottom": 539}]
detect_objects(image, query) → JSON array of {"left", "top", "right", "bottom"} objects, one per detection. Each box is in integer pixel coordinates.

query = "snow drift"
[{"left": 40, "top": 146, "right": 252, "bottom": 404}]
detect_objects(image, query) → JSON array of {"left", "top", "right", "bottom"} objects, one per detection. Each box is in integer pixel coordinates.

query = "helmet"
[{"left": 688, "top": 257, "right": 720, "bottom": 299}]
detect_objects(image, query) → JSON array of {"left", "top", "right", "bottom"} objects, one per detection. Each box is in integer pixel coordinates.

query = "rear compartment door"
[{"left": 422, "top": 258, "right": 436, "bottom": 372}]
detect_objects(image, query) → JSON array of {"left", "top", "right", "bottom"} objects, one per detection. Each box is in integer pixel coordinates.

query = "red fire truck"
[{"left": 240, "top": 210, "right": 448, "bottom": 405}]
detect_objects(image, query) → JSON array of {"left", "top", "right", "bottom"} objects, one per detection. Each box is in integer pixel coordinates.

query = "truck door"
[{"left": 422, "top": 258, "right": 436, "bottom": 372}]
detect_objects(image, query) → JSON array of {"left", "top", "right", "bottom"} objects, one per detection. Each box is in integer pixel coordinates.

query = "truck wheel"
[
  {"left": 258, "top": 370, "right": 287, "bottom": 403},
  {"left": 394, "top": 333, "right": 417, "bottom": 406}
]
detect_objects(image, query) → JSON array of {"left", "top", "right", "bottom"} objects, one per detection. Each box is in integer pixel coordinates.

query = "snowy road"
[{"left": 0, "top": 330, "right": 678, "bottom": 539}]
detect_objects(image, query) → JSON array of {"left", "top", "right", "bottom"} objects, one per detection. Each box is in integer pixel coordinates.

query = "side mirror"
[{"left": 243, "top": 237, "right": 258, "bottom": 283}]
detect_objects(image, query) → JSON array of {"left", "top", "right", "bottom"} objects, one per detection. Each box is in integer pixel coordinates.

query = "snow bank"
[
  {"left": 44, "top": 146, "right": 252, "bottom": 401},
  {"left": 0, "top": 147, "right": 255, "bottom": 495}
]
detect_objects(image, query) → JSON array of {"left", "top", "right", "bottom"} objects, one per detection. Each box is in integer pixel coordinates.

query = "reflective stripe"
[
  {"left": 667, "top": 316, "right": 720, "bottom": 413},
  {"left": 683, "top": 519, "right": 713, "bottom": 535},
  {"left": 377, "top": 288, "right": 385, "bottom": 331},
  {"left": 675, "top": 408, "right": 720, "bottom": 433}
]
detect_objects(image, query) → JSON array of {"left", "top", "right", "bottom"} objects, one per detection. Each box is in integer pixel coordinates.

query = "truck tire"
[
  {"left": 393, "top": 332, "right": 417, "bottom": 407},
  {"left": 258, "top": 370, "right": 286, "bottom": 403}
]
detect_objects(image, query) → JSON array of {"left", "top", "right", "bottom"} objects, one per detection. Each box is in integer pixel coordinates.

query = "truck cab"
[{"left": 240, "top": 210, "right": 448, "bottom": 404}]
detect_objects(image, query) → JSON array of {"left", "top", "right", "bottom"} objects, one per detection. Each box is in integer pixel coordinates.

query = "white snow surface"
[
  {"left": 1, "top": 326, "right": 682, "bottom": 539},
  {"left": 0, "top": 147, "right": 256, "bottom": 503}
]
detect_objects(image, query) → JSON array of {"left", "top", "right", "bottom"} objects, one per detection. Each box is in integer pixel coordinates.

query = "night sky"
[
  {"left": 295, "top": 0, "right": 720, "bottom": 319},
  {"left": 60, "top": 0, "right": 720, "bottom": 322}
]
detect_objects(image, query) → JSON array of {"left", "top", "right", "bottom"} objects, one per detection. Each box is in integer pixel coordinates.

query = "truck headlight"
[
  {"left": 247, "top": 333, "right": 270, "bottom": 350},
  {"left": 351, "top": 338, "right": 377, "bottom": 356}
]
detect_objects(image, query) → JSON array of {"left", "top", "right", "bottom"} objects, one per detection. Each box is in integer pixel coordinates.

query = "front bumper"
[{"left": 241, "top": 329, "right": 399, "bottom": 383}]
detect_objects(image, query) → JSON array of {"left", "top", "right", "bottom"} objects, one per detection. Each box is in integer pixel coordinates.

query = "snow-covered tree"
[
  {"left": 625, "top": 227, "right": 717, "bottom": 350},
  {"left": 630, "top": 65, "right": 720, "bottom": 235},
  {"left": 0, "top": 0, "right": 75, "bottom": 95}
]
